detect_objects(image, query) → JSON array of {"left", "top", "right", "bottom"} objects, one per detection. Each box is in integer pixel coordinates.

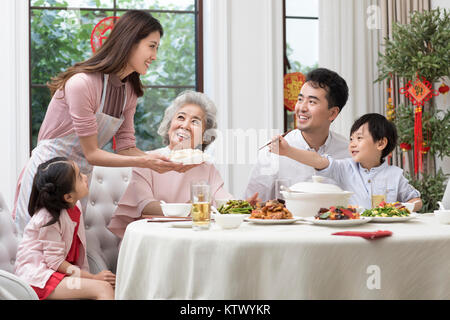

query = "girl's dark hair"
[
  {"left": 28, "top": 157, "right": 77, "bottom": 227},
  {"left": 305, "top": 68, "right": 349, "bottom": 113},
  {"left": 350, "top": 113, "right": 398, "bottom": 160},
  {"left": 48, "top": 10, "right": 164, "bottom": 98}
]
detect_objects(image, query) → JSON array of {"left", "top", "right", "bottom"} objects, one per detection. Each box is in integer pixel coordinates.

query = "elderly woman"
[{"left": 108, "top": 91, "right": 258, "bottom": 238}]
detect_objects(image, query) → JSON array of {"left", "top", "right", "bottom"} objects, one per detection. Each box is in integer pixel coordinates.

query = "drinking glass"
[
  {"left": 190, "top": 181, "right": 211, "bottom": 230},
  {"left": 371, "top": 177, "right": 387, "bottom": 208}
]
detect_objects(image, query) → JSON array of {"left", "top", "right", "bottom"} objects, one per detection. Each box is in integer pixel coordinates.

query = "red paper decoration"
[
  {"left": 439, "top": 83, "right": 449, "bottom": 94},
  {"left": 399, "top": 74, "right": 439, "bottom": 107},
  {"left": 400, "top": 143, "right": 412, "bottom": 151},
  {"left": 90, "top": 16, "right": 119, "bottom": 53},
  {"left": 399, "top": 74, "right": 439, "bottom": 175},
  {"left": 284, "top": 72, "right": 306, "bottom": 112}
]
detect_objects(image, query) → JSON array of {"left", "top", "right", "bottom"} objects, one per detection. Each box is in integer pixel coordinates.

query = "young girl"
[
  {"left": 269, "top": 113, "right": 422, "bottom": 211},
  {"left": 15, "top": 157, "right": 116, "bottom": 300}
]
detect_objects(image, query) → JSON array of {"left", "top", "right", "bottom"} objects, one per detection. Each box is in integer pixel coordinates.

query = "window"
[
  {"left": 29, "top": 0, "right": 202, "bottom": 152},
  {"left": 283, "top": 0, "right": 318, "bottom": 131}
]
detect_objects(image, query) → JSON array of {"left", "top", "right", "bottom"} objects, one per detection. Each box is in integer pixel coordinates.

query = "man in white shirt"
[{"left": 244, "top": 68, "right": 350, "bottom": 201}]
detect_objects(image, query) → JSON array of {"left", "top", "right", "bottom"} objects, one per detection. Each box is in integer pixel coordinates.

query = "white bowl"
[
  {"left": 215, "top": 199, "right": 229, "bottom": 208},
  {"left": 160, "top": 203, "right": 192, "bottom": 217},
  {"left": 281, "top": 190, "right": 353, "bottom": 218},
  {"left": 434, "top": 210, "right": 450, "bottom": 224},
  {"left": 214, "top": 213, "right": 245, "bottom": 229},
  {"left": 401, "top": 202, "right": 415, "bottom": 213}
]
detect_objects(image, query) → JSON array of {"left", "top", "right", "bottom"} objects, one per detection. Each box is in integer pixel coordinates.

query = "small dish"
[
  {"left": 434, "top": 210, "right": 450, "bottom": 224},
  {"left": 214, "top": 213, "right": 245, "bottom": 229},
  {"left": 401, "top": 202, "right": 415, "bottom": 213},
  {"left": 170, "top": 221, "right": 192, "bottom": 228},
  {"left": 160, "top": 203, "right": 192, "bottom": 217}
]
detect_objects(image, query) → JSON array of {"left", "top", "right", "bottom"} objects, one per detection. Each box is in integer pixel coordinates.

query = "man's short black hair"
[
  {"left": 305, "top": 68, "right": 349, "bottom": 113},
  {"left": 350, "top": 113, "right": 398, "bottom": 160}
]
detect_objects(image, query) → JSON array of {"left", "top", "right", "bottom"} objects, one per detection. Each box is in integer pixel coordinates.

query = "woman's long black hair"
[{"left": 28, "top": 157, "right": 77, "bottom": 227}]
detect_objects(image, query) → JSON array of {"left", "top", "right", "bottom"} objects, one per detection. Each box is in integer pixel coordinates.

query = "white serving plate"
[
  {"left": 302, "top": 216, "right": 371, "bottom": 226},
  {"left": 244, "top": 217, "right": 301, "bottom": 225},
  {"left": 367, "top": 213, "right": 417, "bottom": 223}
]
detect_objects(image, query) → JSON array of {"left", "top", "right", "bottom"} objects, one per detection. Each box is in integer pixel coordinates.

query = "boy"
[{"left": 269, "top": 113, "right": 422, "bottom": 211}]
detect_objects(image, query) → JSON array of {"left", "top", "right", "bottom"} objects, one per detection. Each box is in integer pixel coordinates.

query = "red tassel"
[
  {"left": 414, "top": 107, "right": 423, "bottom": 175},
  {"left": 112, "top": 136, "right": 117, "bottom": 151}
]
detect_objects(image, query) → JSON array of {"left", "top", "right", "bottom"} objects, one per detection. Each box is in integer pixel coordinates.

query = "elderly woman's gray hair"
[{"left": 157, "top": 90, "right": 218, "bottom": 149}]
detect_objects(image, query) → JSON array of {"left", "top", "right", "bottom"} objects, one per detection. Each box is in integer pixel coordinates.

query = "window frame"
[
  {"left": 28, "top": 0, "right": 203, "bottom": 153},
  {"left": 283, "top": 0, "right": 318, "bottom": 131}
]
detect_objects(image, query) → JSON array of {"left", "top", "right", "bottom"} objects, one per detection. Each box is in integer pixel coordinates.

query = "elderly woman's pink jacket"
[
  {"left": 107, "top": 149, "right": 233, "bottom": 238},
  {"left": 14, "top": 203, "right": 89, "bottom": 289}
]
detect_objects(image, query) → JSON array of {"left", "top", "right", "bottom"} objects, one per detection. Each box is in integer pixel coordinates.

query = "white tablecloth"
[{"left": 115, "top": 214, "right": 450, "bottom": 300}]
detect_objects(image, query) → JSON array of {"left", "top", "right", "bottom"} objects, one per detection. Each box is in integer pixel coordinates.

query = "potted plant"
[{"left": 376, "top": 8, "right": 450, "bottom": 212}]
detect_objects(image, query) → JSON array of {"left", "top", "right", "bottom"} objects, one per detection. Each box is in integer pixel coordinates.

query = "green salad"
[
  {"left": 361, "top": 202, "right": 411, "bottom": 217},
  {"left": 218, "top": 200, "right": 253, "bottom": 214}
]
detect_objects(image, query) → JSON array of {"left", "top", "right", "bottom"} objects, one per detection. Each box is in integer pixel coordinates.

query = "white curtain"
[
  {"left": 0, "top": 0, "right": 29, "bottom": 209},
  {"left": 318, "top": 0, "right": 383, "bottom": 138}
]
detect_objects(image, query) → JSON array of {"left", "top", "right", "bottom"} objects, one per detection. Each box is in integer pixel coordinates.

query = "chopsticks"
[
  {"left": 146, "top": 216, "right": 192, "bottom": 223},
  {"left": 258, "top": 129, "right": 293, "bottom": 150}
]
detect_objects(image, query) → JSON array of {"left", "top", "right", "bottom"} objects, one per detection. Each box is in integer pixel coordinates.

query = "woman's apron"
[{"left": 13, "top": 74, "right": 127, "bottom": 237}]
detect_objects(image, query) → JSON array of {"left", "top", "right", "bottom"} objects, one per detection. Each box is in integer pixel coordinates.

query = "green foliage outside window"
[{"left": 30, "top": 0, "right": 197, "bottom": 151}]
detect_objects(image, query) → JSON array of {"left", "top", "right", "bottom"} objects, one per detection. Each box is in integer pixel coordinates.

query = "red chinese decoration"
[
  {"left": 439, "top": 83, "right": 449, "bottom": 95},
  {"left": 284, "top": 72, "right": 305, "bottom": 112},
  {"left": 400, "top": 143, "right": 412, "bottom": 151},
  {"left": 399, "top": 74, "right": 439, "bottom": 175},
  {"left": 90, "top": 16, "right": 119, "bottom": 53},
  {"left": 91, "top": 16, "right": 120, "bottom": 151}
]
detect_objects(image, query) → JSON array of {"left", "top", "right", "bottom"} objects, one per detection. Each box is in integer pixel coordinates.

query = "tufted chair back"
[
  {"left": 0, "top": 193, "right": 19, "bottom": 273},
  {"left": 84, "top": 166, "right": 131, "bottom": 274},
  {"left": 0, "top": 193, "right": 38, "bottom": 299}
]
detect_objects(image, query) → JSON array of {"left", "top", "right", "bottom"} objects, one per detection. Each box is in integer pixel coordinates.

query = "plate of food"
[
  {"left": 245, "top": 199, "right": 300, "bottom": 224},
  {"left": 168, "top": 148, "right": 212, "bottom": 165},
  {"left": 303, "top": 206, "right": 371, "bottom": 226},
  {"left": 217, "top": 200, "right": 253, "bottom": 218},
  {"left": 361, "top": 202, "right": 416, "bottom": 222}
]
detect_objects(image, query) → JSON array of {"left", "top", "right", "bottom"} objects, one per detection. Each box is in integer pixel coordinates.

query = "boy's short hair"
[
  {"left": 350, "top": 113, "right": 398, "bottom": 160},
  {"left": 305, "top": 68, "right": 349, "bottom": 113}
]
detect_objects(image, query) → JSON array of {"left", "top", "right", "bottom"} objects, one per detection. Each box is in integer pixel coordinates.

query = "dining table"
[{"left": 115, "top": 213, "right": 450, "bottom": 300}]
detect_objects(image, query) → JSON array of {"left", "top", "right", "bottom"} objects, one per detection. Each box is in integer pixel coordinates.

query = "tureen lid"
[{"left": 288, "top": 176, "right": 344, "bottom": 193}]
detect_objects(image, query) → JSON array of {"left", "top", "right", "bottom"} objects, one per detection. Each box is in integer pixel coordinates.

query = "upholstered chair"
[{"left": 0, "top": 193, "right": 38, "bottom": 300}]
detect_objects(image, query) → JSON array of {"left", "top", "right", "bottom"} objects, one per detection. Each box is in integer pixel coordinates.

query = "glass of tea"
[
  {"left": 371, "top": 177, "right": 387, "bottom": 208},
  {"left": 190, "top": 181, "right": 211, "bottom": 230}
]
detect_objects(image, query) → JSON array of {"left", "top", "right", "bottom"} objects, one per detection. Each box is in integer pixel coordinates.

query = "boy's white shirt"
[{"left": 316, "top": 157, "right": 420, "bottom": 209}]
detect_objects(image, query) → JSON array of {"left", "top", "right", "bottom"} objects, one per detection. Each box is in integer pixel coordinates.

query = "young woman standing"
[{"left": 13, "top": 10, "right": 192, "bottom": 236}]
